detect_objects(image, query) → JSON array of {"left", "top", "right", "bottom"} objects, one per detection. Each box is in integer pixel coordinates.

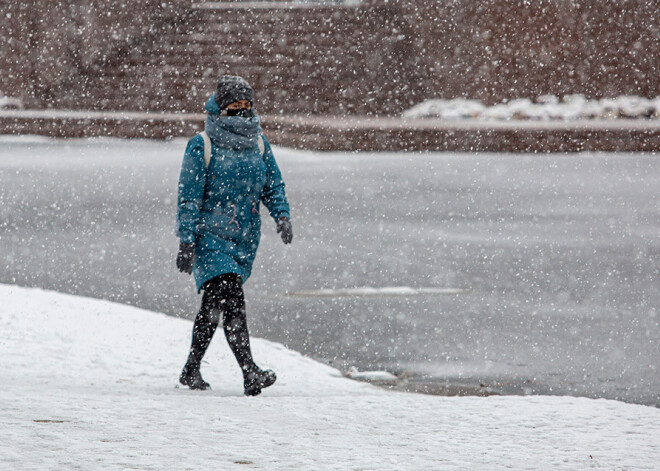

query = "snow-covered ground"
[{"left": 1, "top": 283, "right": 659, "bottom": 470}]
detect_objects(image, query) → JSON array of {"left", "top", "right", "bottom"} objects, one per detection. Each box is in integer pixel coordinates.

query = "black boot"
[
  {"left": 221, "top": 284, "right": 277, "bottom": 396},
  {"left": 179, "top": 301, "right": 219, "bottom": 391},
  {"left": 179, "top": 362, "right": 210, "bottom": 390},
  {"left": 243, "top": 367, "right": 277, "bottom": 396}
]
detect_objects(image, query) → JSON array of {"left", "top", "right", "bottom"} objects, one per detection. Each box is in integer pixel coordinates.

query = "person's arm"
[
  {"left": 260, "top": 136, "right": 292, "bottom": 244},
  {"left": 260, "top": 136, "right": 290, "bottom": 222},
  {"left": 177, "top": 135, "right": 206, "bottom": 245}
]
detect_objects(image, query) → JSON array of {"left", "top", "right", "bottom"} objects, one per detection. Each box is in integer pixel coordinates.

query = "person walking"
[{"left": 176, "top": 75, "right": 292, "bottom": 395}]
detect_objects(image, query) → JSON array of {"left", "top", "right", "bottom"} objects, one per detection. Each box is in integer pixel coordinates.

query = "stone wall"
[
  {"left": 0, "top": 0, "right": 189, "bottom": 109},
  {"left": 1, "top": 0, "right": 658, "bottom": 116},
  {"left": 407, "top": 0, "right": 660, "bottom": 105}
]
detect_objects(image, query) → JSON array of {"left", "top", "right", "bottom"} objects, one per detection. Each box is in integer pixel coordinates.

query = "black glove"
[
  {"left": 176, "top": 242, "right": 195, "bottom": 274},
  {"left": 276, "top": 217, "right": 293, "bottom": 245}
]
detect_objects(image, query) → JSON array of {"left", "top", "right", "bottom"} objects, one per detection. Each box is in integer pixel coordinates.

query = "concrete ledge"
[
  {"left": 266, "top": 115, "right": 660, "bottom": 152},
  {"left": 1, "top": 110, "right": 659, "bottom": 152}
]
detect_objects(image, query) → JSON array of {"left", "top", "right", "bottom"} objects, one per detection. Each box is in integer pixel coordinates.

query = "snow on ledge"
[
  {"left": 0, "top": 283, "right": 658, "bottom": 470},
  {"left": 404, "top": 95, "right": 660, "bottom": 121}
]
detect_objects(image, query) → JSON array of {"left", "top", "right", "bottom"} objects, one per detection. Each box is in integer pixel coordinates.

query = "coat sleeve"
[
  {"left": 177, "top": 135, "right": 206, "bottom": 244},
  {"left": 260, "top": 135, "right": 291, "bottom": 222}
]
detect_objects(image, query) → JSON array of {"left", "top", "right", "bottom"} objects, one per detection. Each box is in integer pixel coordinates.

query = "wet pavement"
[{"left": 1, "top": 137, "right": 658, "bottom": 406}]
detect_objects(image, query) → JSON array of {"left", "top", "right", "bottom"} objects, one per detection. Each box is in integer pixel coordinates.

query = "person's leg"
[
  {"left": 219, "top": 274, "right": 276, "bottom": 396},
  {"left": 179, "top": 278, "right": 224, "bottom": 390},
  {"left": 218, "top": 274, "right": 256, "bottom": 373}
]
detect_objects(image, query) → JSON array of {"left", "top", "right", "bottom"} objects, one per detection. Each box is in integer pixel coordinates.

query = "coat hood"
[{"left": 205, "top": 93, "right": 221, "bottom": 115}]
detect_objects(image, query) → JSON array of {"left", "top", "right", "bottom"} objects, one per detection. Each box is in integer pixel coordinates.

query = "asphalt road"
[{"left": 1, "top": 137, "right": 658, "bottom": 405}]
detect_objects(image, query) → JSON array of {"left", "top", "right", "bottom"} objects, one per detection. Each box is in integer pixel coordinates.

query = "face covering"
[{"left": 226, "top": 108, "right": 254, "bottom": 118}]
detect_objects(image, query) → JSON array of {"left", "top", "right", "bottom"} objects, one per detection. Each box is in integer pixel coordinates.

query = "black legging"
[{"left": 186, "top": 273, "right": 256, "bottom": 375}]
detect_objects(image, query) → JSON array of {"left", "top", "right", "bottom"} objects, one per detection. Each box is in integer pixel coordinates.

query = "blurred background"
[
  {"left": 2, "top": 0, "right": 659, "bottom": 113},
  {"left": 1, "top": 0, "right": 659, "bottom": 150}
]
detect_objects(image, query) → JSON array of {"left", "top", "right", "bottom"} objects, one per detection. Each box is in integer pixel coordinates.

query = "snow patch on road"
[
  {"left": 1, "top": 283, "right": 658, "bottom": 470},
  {"left": 286, "top": 286, "right": 469, "bottom": 297}
]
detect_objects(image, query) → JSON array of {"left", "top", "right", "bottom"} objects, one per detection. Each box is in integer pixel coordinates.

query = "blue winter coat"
[{"left": 177, "top": 95, "right": 290, "bottom": 292}]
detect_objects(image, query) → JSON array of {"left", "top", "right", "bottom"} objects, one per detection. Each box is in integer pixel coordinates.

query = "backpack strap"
[
  {"left": 198, "top": 132, "right": 265, "bottom": 170},
  {"left": 199, "top": 131, "right": 212, "bottom": 168}
]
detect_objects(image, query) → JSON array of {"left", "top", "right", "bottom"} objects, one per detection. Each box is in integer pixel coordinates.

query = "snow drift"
[{"left": 404, "top": 95, "right": 660, "bottom": 121}]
